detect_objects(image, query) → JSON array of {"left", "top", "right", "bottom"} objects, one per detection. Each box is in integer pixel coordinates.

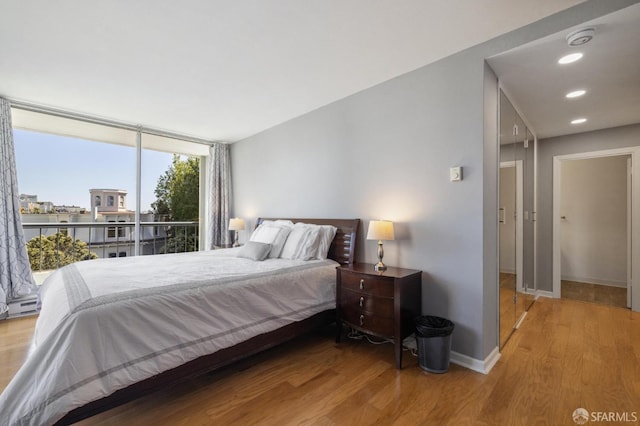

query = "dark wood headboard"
[{"left": 256, "top": 218, "right": 360, "bottom": 265}]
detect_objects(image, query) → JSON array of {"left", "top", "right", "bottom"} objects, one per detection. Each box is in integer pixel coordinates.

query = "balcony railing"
[{"left": 23, "top": 221, "right": 200, "bottom": 272}]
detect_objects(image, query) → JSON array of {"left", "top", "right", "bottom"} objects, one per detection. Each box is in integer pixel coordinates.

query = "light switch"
[{"left": 450, "top": 166, "right": 462, "bottom": 182}]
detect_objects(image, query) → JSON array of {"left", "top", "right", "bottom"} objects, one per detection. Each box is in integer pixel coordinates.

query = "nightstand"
[{"left": 336, "top": 263, "right": 422, "bottom": 369}]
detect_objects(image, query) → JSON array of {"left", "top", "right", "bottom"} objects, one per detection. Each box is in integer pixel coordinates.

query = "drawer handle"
[
  {"left": 359, "top": 279, "right": 364, "bottom": 290},
  {"left": 359, "top": 314, "right": 364, "bottom": 326},
  {"left": 359, "top": 296, "right": 364, "bottom": 308}
]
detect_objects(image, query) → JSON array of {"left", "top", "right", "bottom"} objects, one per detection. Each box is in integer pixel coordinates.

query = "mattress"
[{"left": 0, "top": 248, "right": 338, "bottom": 425}]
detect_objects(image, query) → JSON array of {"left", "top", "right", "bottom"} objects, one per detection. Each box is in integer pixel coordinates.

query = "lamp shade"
[
  {"left": 228, "top": 218, "right": 245, "bottom": 231},
  {"left": 367, "top": 220, "right": 395, "bottom": 241}
]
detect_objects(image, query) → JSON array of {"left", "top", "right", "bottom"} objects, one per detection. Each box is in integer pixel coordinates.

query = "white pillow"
[
  {"left": 315, "top": 225, "right": 337, "bottom": 260},
  {"left": 281, "top": 223, "right": 323, "bottom": 260},
  {"left": 298, "top": 226, "right": 321, "bottom": 260},
  {"left": 263, "top": 219, "right": 295, "bottom": 227},
  {"left": 280, "top": 224, "right": 309, "bottom": 259},
  {"left": 250, "top": 225, "right": 280, "bottom": 244},
  {"left": 250, "top": 220, "right": 293, "bottom": 258}
]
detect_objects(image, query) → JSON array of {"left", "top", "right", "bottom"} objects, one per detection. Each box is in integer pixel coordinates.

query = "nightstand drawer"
[
  {"left": 340, "top": 271, "right": 394, "bottom": 298},
  {"left": 341, "top": 289, "right": 394, "bottom": 318},
  {"left": 342, "top": 308, "right": 394, "bottom": 337}
]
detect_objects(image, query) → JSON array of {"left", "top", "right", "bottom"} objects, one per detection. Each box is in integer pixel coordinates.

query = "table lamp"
[
  {"left": 367, "top": 220, "right": 395, "bottom": 271},
  {"left": 229, "top": 218, "right": 245, "bottom": 247}
]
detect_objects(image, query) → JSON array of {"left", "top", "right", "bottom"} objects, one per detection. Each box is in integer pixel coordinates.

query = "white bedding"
[{"left": 0, "top": 248, "right": 338, "bottom": 426}]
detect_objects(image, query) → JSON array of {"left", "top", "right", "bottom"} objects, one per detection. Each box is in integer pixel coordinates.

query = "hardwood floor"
[
  {"left": 499, "top": 273, "right": 517, "bottom": 347},
  {"left": 499, "top": 273, "right": 532, "bottom": 348},
  {"left": 1, "top": 298, "right": 639, "bottom": 425},
  {"left": 0, "top": 315, "right": 34, "bottom": 392},
  {"left": 561, "top": 280, "right": 628, "bottom": 309}
]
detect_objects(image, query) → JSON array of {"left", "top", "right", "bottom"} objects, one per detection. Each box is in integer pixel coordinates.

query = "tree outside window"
[
  {"left": 152, "top": 155, "right": 200, "bottom": 253},
  {"left": 26, "top": 232, "right": 98, "bottom": 271}
]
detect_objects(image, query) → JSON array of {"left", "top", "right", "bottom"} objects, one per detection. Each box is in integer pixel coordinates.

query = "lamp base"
[{"left": 374, "top": 241, "right": 387, "bottom": 271}]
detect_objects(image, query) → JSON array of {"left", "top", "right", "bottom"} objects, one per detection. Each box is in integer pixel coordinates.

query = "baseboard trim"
[
  {"left": 561, "top": 275, "right": 626, "bottom": 288},
  {"left": 450, "top": 346, "right": 500, "bottom": 375},
  {"left": 535, "top": 290, "right": 554, "bottom": 299},
  {"left": 515, "top": 311, "right": 527, "bottom": 329}
]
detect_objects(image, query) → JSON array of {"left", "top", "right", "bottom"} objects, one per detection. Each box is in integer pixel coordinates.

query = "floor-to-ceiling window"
[{"left": 11, "top": 107, "right": 209, "bottom": 281}]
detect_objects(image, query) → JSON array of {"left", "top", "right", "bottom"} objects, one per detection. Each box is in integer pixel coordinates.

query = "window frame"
[{"left": 12, "top": 106, "right": 210, "bottom": 255}]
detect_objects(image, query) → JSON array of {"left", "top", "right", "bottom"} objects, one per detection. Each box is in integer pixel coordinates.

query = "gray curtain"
[
  {"left": 0, "top": 99, "right": 36, "bottom": 314},
  {"left": 206, "top": 143, "right": 231, "bottom": 249}
]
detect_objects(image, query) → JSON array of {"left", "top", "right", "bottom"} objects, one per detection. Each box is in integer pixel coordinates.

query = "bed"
[{"left": 0, "top": 218, "right": 359, "bottom": 426}]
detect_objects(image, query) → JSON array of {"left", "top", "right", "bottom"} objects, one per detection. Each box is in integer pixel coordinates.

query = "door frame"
[
  {"left": 628, "top": 158, "right": 632, "bottom": 308},
  {"left": 552, "top": 146, "right": 640, "bottom": 312}
]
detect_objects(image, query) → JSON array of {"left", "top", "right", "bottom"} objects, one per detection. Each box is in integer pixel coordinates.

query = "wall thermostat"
[{"left": 450, "top": 166, "right": 462, "bottom": 182}]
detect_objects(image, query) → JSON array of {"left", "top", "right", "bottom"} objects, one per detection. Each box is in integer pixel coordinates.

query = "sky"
[{"left": 14, "top": 129, "right": 175, "bottom": 212}]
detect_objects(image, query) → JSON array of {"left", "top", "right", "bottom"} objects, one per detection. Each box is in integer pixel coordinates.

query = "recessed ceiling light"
[
  {"left": 571, "top": 118, "right": 587, "bottom": 124},
  {"left": 566, "top": 90, "right": 586, "bottom": 98},
  {"left": 558, "top": 53, "right": 583, "bottom": 64}
]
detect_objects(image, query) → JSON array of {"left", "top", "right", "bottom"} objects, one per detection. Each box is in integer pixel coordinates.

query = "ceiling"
[
  {"left": 0, "top": 0, "right": 586, "bottom": 143},
  {"left": 488, "top": 2, "right": 640, "bottom": 140}
]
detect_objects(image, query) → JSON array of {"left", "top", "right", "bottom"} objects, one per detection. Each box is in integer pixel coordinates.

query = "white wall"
[
  {"left": 232, "top": 49, "right": 491, "bottom": 361},
  {"left": 560, "top": 156, "right": 629, "bottom": 286}
]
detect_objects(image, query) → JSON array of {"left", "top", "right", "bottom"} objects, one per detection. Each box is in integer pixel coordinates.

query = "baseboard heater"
[{"left": 7, "top": 295, "right": 39, "bottom": 318}]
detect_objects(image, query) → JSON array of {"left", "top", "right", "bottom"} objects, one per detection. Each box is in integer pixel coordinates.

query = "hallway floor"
[{"left": 561, "top": 280, "right": 627, "bottom": 309}]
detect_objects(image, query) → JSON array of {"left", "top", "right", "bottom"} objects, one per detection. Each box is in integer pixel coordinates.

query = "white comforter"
[{"left": 0, "top": 249, "right": 338, "bottom": 426}]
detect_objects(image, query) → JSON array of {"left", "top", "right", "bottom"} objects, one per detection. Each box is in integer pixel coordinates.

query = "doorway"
[{"left": 553, "top": 147, "right": 640, "bottom": 311}]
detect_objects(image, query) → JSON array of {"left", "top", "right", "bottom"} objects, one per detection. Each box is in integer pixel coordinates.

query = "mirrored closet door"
[{"left": 499, "top": 89, "right": 536, "bottom": 348}]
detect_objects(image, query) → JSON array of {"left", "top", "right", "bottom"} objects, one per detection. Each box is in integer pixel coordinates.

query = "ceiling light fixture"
[
  {"left": 566, "top": 28, "right": 595, "bottom": 47},
  {"left": 558, "top": 53, "right": 583, "bottom": 64},
  {"left": 571, "top": 118, "right": 587, "bottom": 124},
  {"left": 566, "top": 90, "right": 586, "bottom": 98}
]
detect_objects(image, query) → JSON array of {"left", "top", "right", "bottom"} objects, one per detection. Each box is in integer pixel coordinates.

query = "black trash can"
[{"left": 415, "top": 315, "right": 455, "bottom": 373}]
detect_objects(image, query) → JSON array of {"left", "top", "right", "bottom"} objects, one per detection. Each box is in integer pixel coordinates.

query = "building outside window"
[
  {"left": 107, "top": 220, "right": 126, "bottom": 239},
  {"left": 107, "top": 221, "right": 116, "bottom": 238}
]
